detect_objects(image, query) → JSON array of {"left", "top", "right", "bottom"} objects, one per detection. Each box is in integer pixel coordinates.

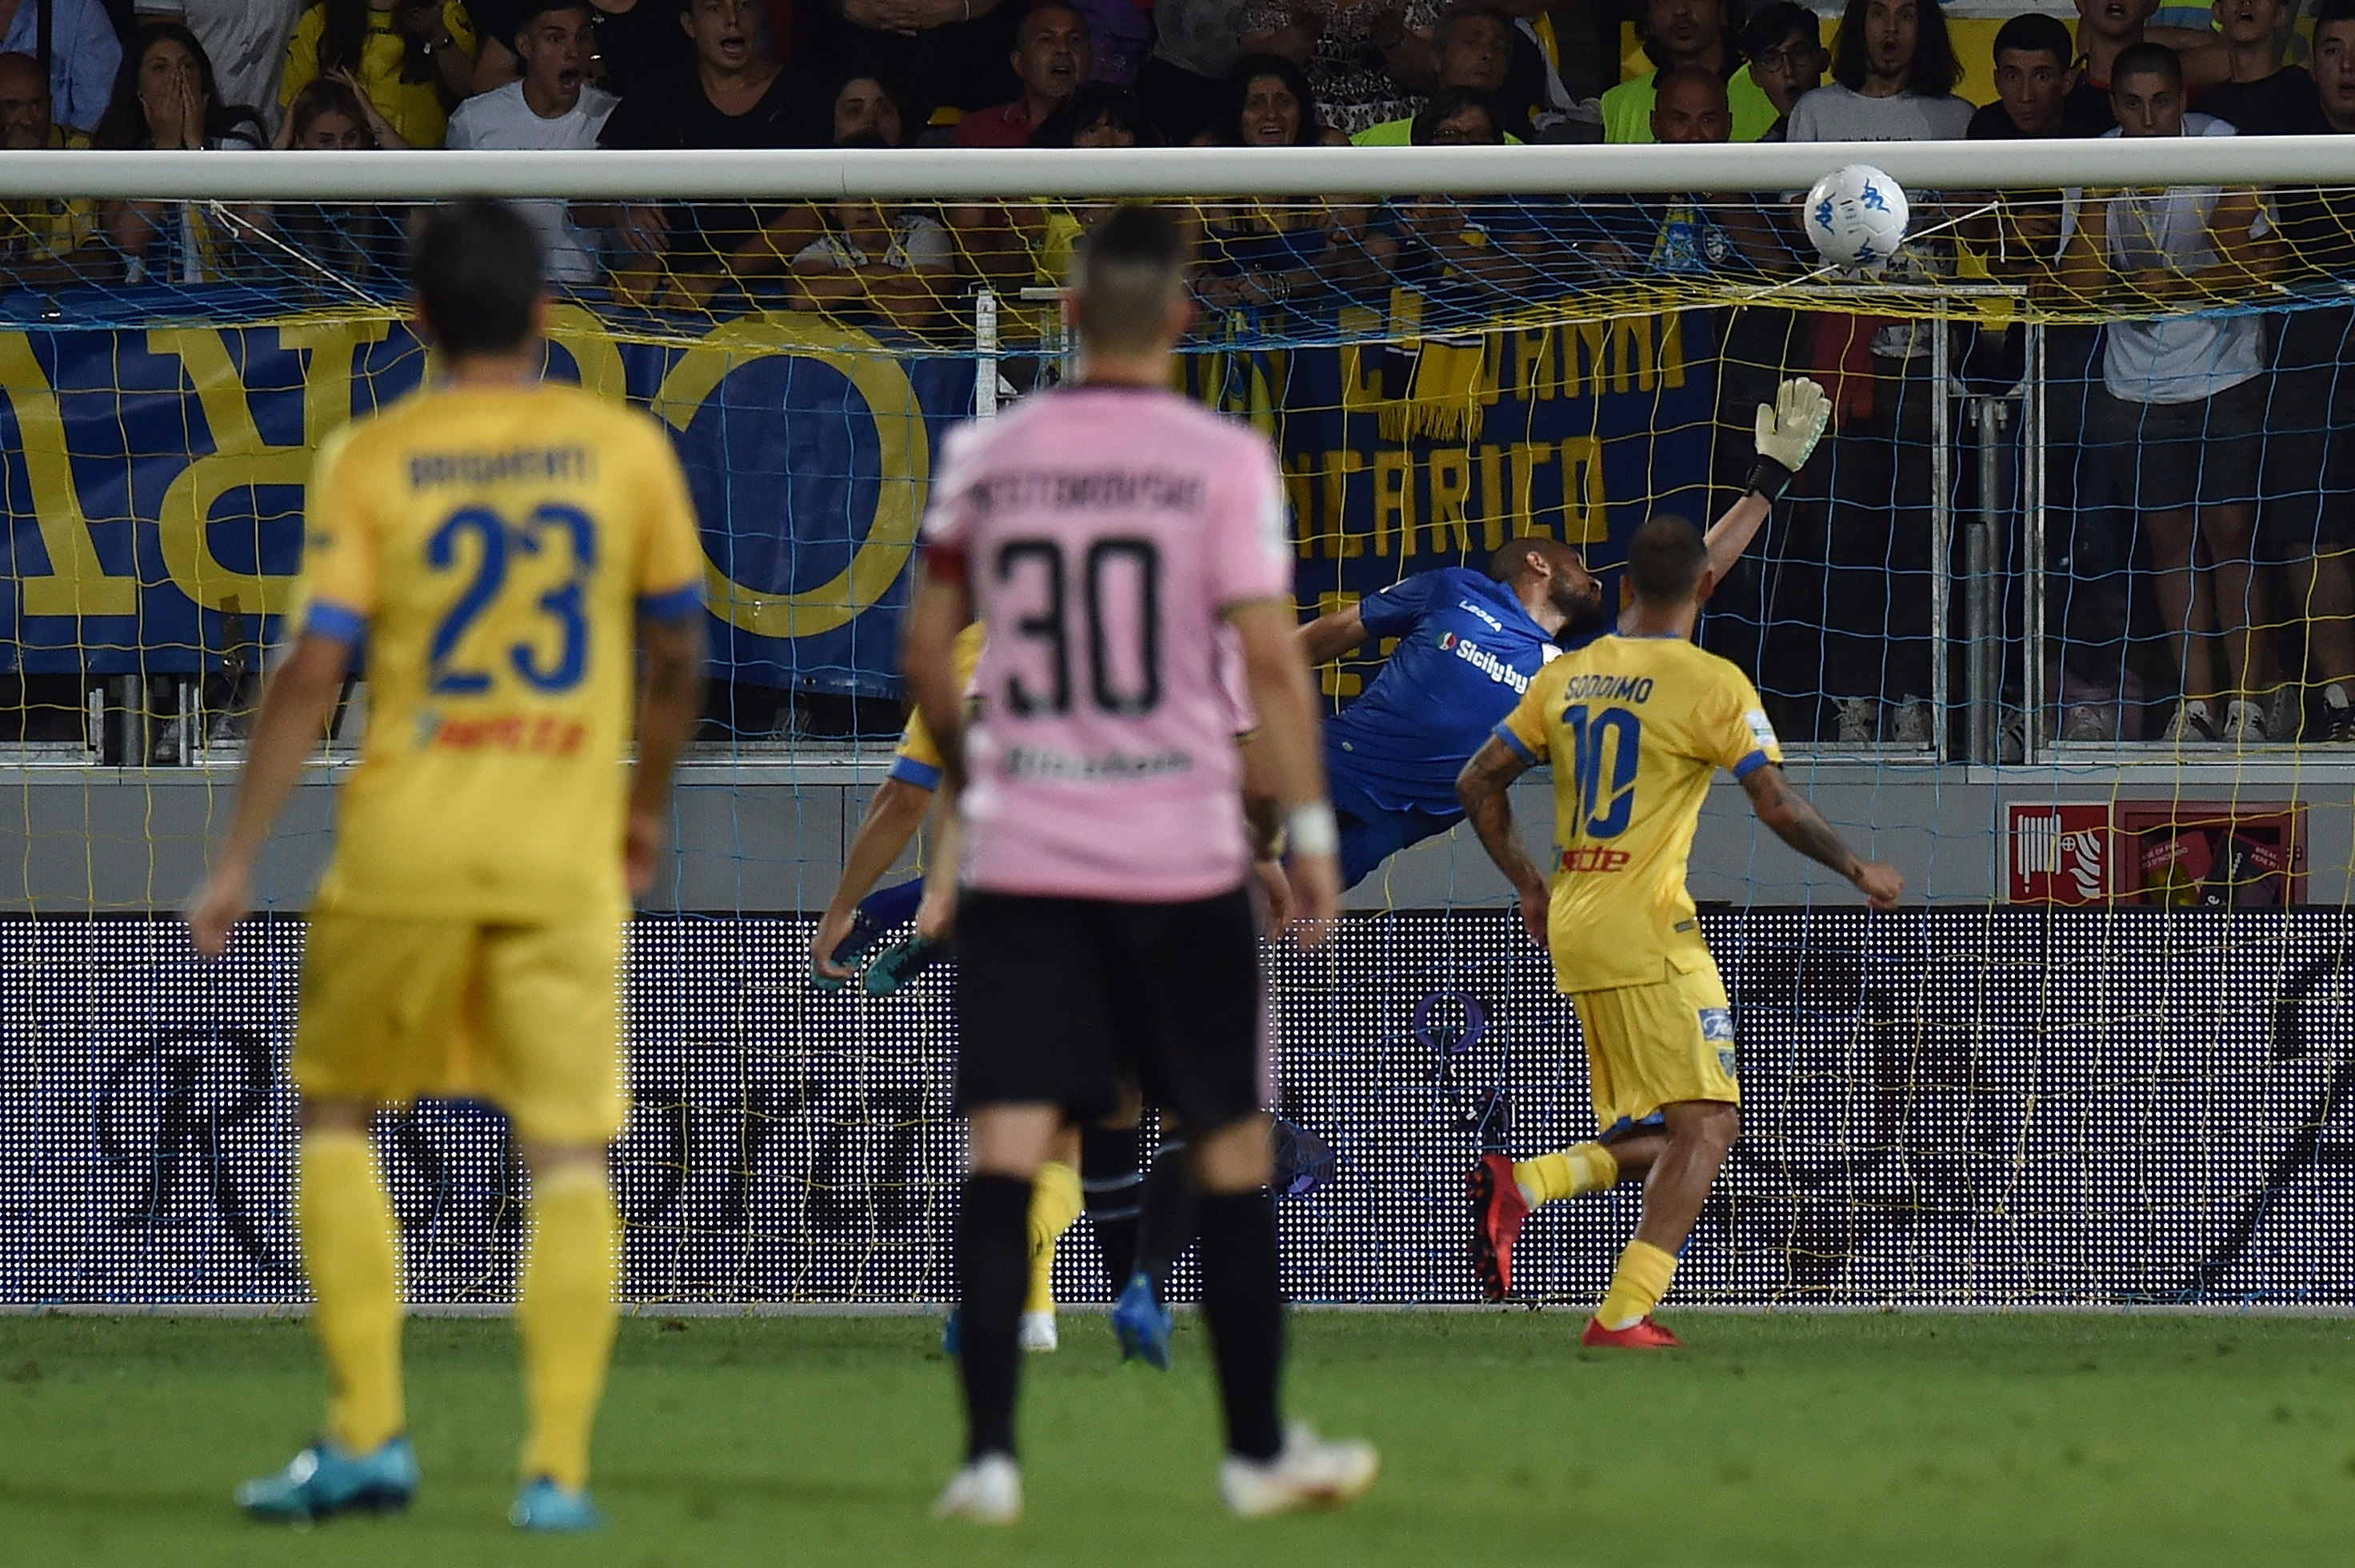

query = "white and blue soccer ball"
[{"left": 1803, "top": 163, "right": 1909, "bottom": 270}]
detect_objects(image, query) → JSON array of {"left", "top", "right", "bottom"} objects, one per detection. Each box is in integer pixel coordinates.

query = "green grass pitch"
[{"left": 4, "top": 1311, "right": 2354, "bottom": 1566}]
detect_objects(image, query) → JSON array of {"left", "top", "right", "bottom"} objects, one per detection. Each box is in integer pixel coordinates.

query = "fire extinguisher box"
[{"left": 2114, "top": 802, "right": 2307, "bottom": 908}]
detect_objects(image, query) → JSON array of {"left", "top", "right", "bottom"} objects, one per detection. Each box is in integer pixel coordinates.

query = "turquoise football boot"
[
  {"left": 864, "top": 934, "right": 947, "bottom": 996},
  {"left": 235, "top": 1435, "right": 418, "bottom": 1522},
  {"left": 510, "top": 1477, "right": 607, "bottom": 1532}
]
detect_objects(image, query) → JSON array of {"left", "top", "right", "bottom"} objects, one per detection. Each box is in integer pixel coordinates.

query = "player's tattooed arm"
[
  {"left": 626, "top": 610, "right": 709, "bottom": 898},
  {"left": 1456, "top": 736, "right": 1550, "bottom": 945},
  {"left": 1741, "top": 764, "right": 1905, "bottom": 910},
  {"left": 1296, "top": 599, "right": 1371, "bottom": 666}
]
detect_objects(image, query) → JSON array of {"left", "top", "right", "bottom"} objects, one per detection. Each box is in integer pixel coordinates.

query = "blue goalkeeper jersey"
[{"left": 1327, "top": 566, "right": 1566, "bottom": 817}]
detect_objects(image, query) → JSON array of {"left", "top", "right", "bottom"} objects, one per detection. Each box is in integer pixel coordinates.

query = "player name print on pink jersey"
[{"left": 921, "top": 385, "right": 1293, "bottom": 902}]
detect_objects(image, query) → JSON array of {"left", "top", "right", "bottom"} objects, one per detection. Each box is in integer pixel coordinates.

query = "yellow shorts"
[
  {"left": 1570, "top": 957, "right": 1740, "bottom": 1134},
  {"left": 294, "top": 910, "right": 626, "bottom": 1145}
]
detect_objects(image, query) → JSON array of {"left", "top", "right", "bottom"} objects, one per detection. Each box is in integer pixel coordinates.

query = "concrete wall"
[{"left": 6, "top": 752, "right": 2349, "bottom": 914}]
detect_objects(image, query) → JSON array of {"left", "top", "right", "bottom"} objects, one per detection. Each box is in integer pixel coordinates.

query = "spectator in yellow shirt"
[
  {"left": 0, "top": 51, "right": 100, "bottom": 284},
  {"left": 282, "top": 0, "right": 477, "bottom": 147}
]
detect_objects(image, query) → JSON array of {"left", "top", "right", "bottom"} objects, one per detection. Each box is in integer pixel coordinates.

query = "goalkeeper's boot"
[
  {"left": 1018, "top": 1310, "right": 1059, "bottom": 1353},
  {"left": 1111, "top": 1272, "right": 1174, "bottom": 1369},
  {"left": 1219, "top": 1423, "right": 1379, "bottom": 1518},
  {"left": 865, "top": 934, "right": 947, "bottom": 996},
  {"left": 236, "top": 1434, "right": 418, "bottom": 1523},
  {"left": 1468, "top": 1153, "right": 1530, "bottom": 1302},
  {"left": 934, "top": 1453, "right": 1022, "bottom": 1524},
  {"left": 1581, "top": 1315, "right": 1685, "bottom": 1350},
  {"left": 510, "top": 1477, "right": 606, "bottom": 1533}
]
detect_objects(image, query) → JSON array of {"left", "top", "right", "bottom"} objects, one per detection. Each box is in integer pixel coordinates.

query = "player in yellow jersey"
[
  {"left": 810, "top": 619, "right": 984, "bottom": 996},
  {"left": 1455, "top": 514, "right": 1902, "bottom": 1347},
  {"left": 184, "top": 201, "right": 708, "bottom": 1530},
  {"left": 810, "top": 621, "right": 1105, "bottom": 1354}
]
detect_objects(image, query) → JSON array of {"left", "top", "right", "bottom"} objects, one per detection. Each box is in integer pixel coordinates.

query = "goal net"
[{"left": 1, "top": 142, "right": 2351, "bottom": 1310}]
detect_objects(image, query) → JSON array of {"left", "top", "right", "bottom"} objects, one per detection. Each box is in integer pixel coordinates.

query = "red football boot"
[
  {"left": 1581, "top": 1315, "right": 1685, "bottom": 1349},
  {"left": 1468, "top": 1154, "right": 1531, "bottom": 1302}
]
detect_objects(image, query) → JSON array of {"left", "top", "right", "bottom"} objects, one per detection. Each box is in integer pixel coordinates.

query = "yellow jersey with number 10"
[
  {"left": 296, "top": 381, "right": 707, "bottom": 924},
  {"left": 1495, "top": 633, "right": 1781, "bottom": 994}
]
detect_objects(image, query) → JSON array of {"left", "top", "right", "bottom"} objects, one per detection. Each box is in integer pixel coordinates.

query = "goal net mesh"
[{"left": 3, "top": 151, "right": 2353, "bottom": 1308}]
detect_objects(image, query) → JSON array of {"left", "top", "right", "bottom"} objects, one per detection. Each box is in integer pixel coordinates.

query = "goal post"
[{"left": 2, "top": 142, "right": 2353, "bottom": 1309}]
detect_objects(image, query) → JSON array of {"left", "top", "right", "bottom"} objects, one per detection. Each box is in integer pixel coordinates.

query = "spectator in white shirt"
[
  {"left": 786, "top": 133, "right": 956, "bottom": 334},
  {"left": 444, "top": 0, "right": 618, "bottom": 285},
  {"left": 1785, "top": 0, "right": 1970, "bottom": 141},
  {"left": 2059, "top": 42, "right": 2283, "bottom": 742}
]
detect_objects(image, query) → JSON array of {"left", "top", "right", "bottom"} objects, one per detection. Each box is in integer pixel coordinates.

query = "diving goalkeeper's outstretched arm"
[{"left": 1697, "top": 376, "right": 1832, "bottom": 586}]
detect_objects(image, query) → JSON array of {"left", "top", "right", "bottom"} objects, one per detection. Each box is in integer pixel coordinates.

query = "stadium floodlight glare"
[{"left": 6, "top": 137, "right": 2355, "bottom": 201}]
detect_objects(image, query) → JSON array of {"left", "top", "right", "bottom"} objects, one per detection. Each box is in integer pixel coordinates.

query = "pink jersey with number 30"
[{"left": 920, "top": 385, "right": 1293, "bottom": 902}]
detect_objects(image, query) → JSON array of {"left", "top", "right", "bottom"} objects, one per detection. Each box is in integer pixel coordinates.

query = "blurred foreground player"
[
  {"left": 1455, "top": 515, "right": 1901, "bottom": 1346},
  {"left": 904, "top": 203, "right": 1376, "bottom": 1522},
  {"left": 186, "top": 200, "right": 708, "bottom": 1530}
]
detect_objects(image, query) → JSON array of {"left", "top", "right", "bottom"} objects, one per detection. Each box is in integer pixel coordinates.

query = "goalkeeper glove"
[{"left": 1745, "top": 376, "right": 1832, "bottom": 501}]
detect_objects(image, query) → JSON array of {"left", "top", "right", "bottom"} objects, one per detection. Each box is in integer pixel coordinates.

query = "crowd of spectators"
[{"left": 0, "top": 0, "right": 2350, "bottom": 745}]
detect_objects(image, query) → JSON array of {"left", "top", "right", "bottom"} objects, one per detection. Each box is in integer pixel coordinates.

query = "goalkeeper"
[{"left": 1293, "top": 377, "right": 1833, "bottom": 891}]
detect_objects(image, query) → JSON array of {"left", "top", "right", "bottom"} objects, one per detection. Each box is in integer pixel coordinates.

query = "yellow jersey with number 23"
[
  {"left": 296, "top": 381, "right": 707, "bottom": 925},
  {"left": 1495, "top": 633, "right": 1781, "bottom": 994}
]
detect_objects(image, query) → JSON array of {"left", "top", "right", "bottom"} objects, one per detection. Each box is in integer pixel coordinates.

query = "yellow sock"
[
  {"left": 517, "top": 1163, "right": 620, "bottom": 1492},
  {"left": 1513, "top": 1142, "right": 1620, "bottom": 1206},
  {"left": 298, "top": 1130, "right": 405, "bottom": 1453},
  {"left": 1596, "top": 1239, "right": 1678, "bottom": 1330},
  {"left": 1024, "top": 1160, "right": 1083, "bottom": 1315}
]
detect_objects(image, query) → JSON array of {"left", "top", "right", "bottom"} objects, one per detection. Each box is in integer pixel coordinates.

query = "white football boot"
[
  {"left": 934, "top": 1454, "right": 1022, "bottom": 1524},
  {"left": 1219, "top": 1423, "right": 1379, "bottom": 1518}
]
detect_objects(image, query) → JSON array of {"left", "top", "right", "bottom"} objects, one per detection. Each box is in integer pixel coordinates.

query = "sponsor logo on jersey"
[
  {"left": 1699, "top": 1006, "right": 1735, "bottom": 1042},
  {"left": 1455, "top": 598, "right": 1505, "bottom": 632},
  {"left": 1442, "top": 634, "right": 1532, "bottom": 694},
  {"left": 1560, "top": 846, "right": 1631, "bottom": 873},
  {"left": 1744, "top": 709, "right": 1780, "bottom": 750}
]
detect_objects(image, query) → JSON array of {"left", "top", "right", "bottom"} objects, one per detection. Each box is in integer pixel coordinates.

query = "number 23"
[{"left": 426, "top": 503, "right": 596, "bottom": 695}]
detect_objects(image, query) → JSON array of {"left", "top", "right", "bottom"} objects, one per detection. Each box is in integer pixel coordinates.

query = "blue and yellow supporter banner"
[
  {"left": 1197, "top": 298, "right": 1717, "bottom": 694},
  {"left": 0, "top": 287, "right": 1715, "bottom": 692},
  {"left": 0, "top": 290, "right": 977, "bottom": 692}
]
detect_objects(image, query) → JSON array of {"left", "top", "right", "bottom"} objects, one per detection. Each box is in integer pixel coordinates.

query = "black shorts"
[
  {"left": 2258, "top": 305, "right": 2355, "bottom": 559},
  {"left": 954, "top": 889, "right": 1265, "bottom": 1133},
  {"left": 2093, "top": 378, "right": 2264, "bottom": 514}
]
